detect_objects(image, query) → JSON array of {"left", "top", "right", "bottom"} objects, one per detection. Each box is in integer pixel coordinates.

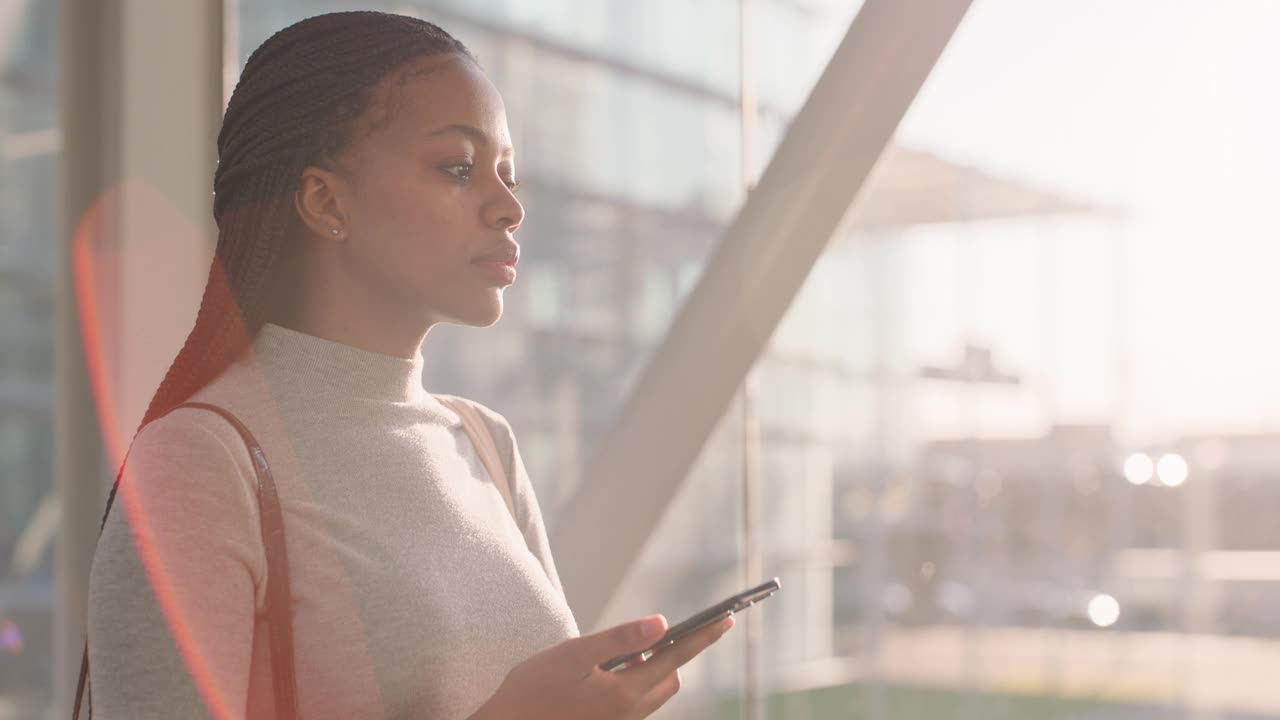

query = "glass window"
[
  {"left": 431, "top": 0, "right": 742, "bottom": 99},
  {"left": 0, "top": 0, "right": 58, "bottom": 714}
]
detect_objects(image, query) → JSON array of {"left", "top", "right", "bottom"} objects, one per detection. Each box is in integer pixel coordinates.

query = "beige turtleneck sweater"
[{"left": 87, "top": 322, "right": 579, "bottom": 719}]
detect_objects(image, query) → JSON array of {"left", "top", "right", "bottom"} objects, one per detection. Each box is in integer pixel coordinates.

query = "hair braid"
[{"left": 97, "top": 11, "right": 475, "bottom": 532}]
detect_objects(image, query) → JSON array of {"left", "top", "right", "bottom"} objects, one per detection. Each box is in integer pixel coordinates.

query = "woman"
[{"left": 84, "top": 11, "right": 732, "bottom": 720}]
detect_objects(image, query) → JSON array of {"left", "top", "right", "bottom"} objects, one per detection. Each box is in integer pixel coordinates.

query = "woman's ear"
[{"left": 294, "top": 165, "right": 350, "bottom": 241}]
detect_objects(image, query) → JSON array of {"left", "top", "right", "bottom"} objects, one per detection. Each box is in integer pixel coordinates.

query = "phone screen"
[{"left": 599, "top": 577, "right": 781, "bottom": 672}]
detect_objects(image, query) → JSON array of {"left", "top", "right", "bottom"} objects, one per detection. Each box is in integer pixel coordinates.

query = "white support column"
[
  {"left": 117, "top": 0, "right": 224, "bottom": 437},
  {"left": 54, "top": 2, "right": 222, "bottom": 714},
  {"left": 54, "top": 4, "right": 119, "bottom": 712},
  {"left": 552, "top": 0, "right": 975, "bottom": 631}
]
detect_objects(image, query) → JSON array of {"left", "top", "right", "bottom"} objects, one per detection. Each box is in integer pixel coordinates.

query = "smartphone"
[{"left": 599, "top": 577, "right": 781, "bottom": 672}]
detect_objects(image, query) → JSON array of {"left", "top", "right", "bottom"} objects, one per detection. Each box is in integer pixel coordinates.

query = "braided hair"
[{"left": 100, "top": 11, "right": 475, "bottom": 531}]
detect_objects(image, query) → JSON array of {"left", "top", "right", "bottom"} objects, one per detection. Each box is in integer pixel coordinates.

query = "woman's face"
[{"left": 314, "top": 53, "right": 524, "bottom": 329}]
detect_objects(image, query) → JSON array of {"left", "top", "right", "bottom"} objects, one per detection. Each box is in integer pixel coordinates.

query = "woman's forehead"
[{"left": 366, "top": 54, "right": 510, "bottom": 147}]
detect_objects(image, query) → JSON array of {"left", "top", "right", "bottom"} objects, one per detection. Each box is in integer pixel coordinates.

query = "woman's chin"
[{"left": 450, "top": 292, "right": 504, "bottom": 328}]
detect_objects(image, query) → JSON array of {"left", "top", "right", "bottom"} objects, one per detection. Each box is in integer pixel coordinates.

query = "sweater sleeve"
[
  {"left": 466, "top": 401, "right": 568, "bottom": 602},
  {"left": 87, "top": 407, "right": 267, "bottom": 720}
]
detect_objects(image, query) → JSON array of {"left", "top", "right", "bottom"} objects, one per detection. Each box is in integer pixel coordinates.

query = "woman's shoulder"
[
  {"left": 93, "top": 395, "right": 270, "bottom": 626},
  {"left": 432, "top": 393, "right": 510, "bottom": 428},
  {"left": 124, "top": 397, "right": 260, "bottom": 497},
  {"left": 431, "top": 393, "right": 517, "bottom": 452}
]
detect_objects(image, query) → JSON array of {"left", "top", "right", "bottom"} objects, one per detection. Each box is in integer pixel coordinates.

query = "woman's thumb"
[{"left": 566, "top": 615, "right": 667, "bottom": 670}]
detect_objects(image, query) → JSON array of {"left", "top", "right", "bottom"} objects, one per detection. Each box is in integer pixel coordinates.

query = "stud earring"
[{"left": 330, "top": 228, "right": 339, "bottom": 236}]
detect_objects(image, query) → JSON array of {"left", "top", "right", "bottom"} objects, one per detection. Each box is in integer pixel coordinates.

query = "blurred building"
[{"left": 1, "top": 0, "right": 58, "bottom": 710}]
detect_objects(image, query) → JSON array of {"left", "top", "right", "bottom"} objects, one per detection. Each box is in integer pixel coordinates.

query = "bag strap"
[
  {"left": 74, "top": 402, "right": 299, "bottom": 720},
  {"left": 435, "top": 395, "right": 517, "bottom": 524}
]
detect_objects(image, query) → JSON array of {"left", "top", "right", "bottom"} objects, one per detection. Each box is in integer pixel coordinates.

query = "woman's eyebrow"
[{"left": 425, "top": 123, "right": 514, "bottom": 157}]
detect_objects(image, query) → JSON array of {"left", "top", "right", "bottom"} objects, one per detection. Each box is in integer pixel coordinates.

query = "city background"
[{"left": 3, "top": 0, "right": 1280, "bottom": 718}]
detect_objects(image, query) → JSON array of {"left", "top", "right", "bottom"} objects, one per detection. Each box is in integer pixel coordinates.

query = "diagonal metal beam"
[{"left": 550, "top": 0, "right": 974, "bottom": 631}]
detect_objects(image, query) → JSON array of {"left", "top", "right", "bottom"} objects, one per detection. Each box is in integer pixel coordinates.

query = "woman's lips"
[{"left": 472, "top": 258, "right": 517, "bottom": 286}]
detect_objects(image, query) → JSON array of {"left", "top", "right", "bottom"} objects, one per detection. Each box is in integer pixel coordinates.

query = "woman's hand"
[{"left": 473, "top": 613, "right": 734, "bottom": 720}]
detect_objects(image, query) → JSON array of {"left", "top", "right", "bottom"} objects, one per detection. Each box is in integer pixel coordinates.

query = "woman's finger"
[
  {"left": 619, "top": 615, "right": 733, "bottom": 692},
  {"left": 625, "top": 670, "right": 682, "bottom": 720}
]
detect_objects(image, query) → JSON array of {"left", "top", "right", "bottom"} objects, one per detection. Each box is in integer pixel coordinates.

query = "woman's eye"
[
  {"left": 444, "top": 163, "right": 473, "bottom": 181},
  {"left": 442, "top": 164, "right": 521, "bottom": 193}
]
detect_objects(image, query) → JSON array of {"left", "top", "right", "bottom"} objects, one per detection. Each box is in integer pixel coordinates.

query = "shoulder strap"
[
  {"left": 179, "top": 402, "right": 299, "bottom": 719},
  {"left": 74, "top": 402, "right": 299, "bottom": 720},
  {"left": 435, "top": 395, "right": 517, "bottom": 525}
]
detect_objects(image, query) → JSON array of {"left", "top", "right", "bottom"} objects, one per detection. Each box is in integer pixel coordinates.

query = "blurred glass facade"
[
  {"left": 1, "top": 0, "right": 58, "bottom": 715},
  {"left": 6, "top": 0, "right": 1280, "bottom": 718}
]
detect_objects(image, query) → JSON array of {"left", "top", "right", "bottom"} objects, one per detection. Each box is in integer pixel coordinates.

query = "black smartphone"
[{"left": 599, "top": 577, "right": 781, "bottom": 672}]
